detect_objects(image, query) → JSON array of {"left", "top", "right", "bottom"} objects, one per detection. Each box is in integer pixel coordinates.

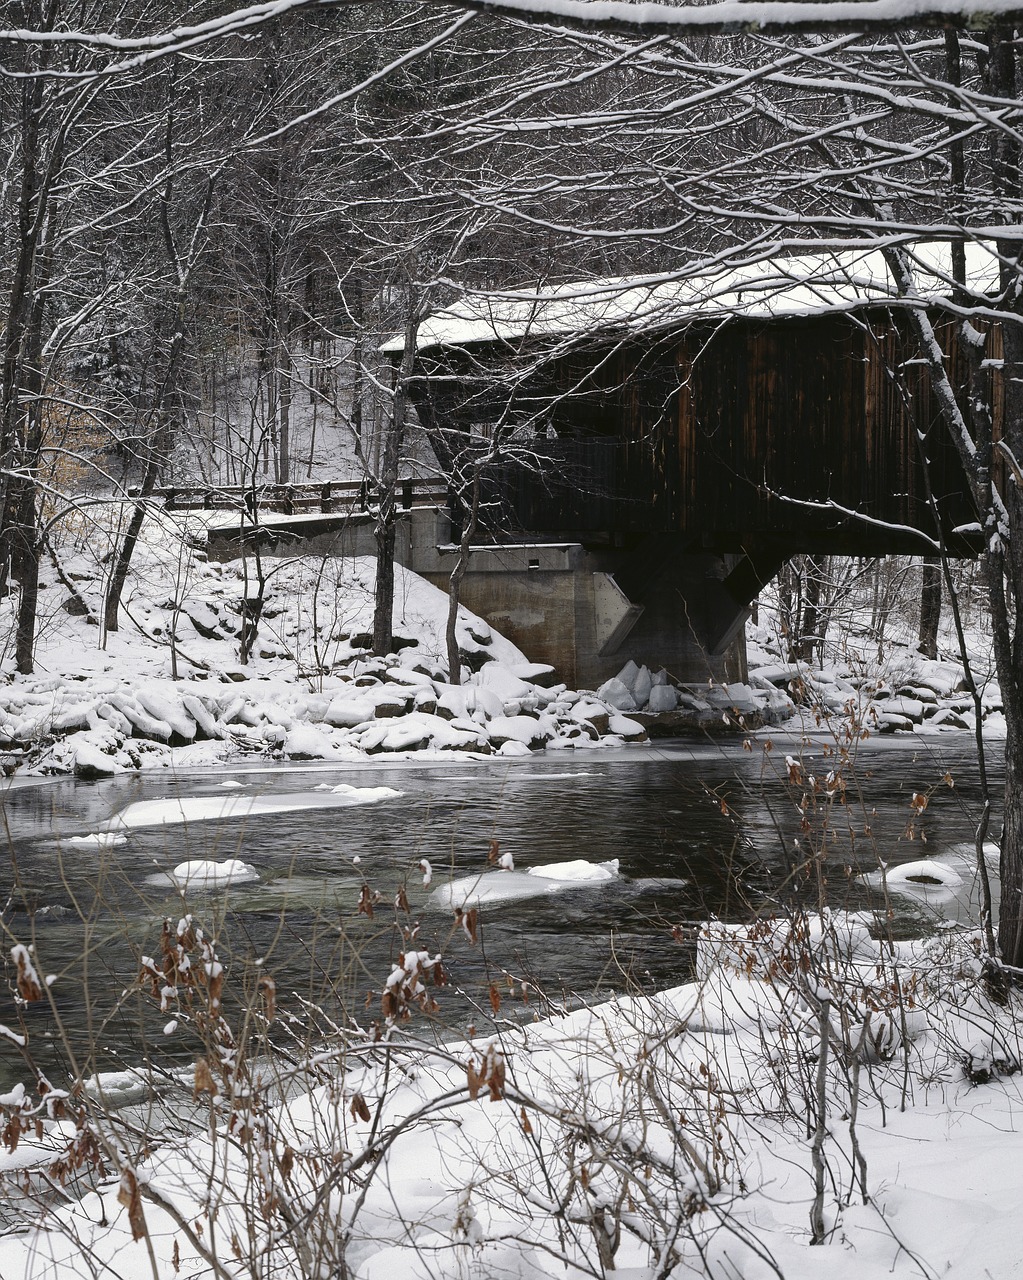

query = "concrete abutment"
[{"left": 205, "top": 506, "right": 754, "bottom": 687}]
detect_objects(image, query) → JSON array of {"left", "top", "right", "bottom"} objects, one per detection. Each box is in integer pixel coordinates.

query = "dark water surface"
[{"left": 0, "top": 733, "right": 999, "bottom": 1090}]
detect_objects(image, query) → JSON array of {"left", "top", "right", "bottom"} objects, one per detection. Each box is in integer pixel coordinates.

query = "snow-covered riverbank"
[
  {"left": 2, "top": 912, "right": 1020, "bottom": 1280},
  {"left": 0, "top": 509, "right": 1001, "bottom": 780}
]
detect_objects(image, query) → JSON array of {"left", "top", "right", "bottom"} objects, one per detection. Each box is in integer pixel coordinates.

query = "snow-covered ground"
[{"left": 2, "top": 913, "right": 1021, "bottom": 1280}]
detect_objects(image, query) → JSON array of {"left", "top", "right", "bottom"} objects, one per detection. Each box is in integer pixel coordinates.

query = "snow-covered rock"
[{"left": 597, "top": 677, "right": 638, "bottom": 712}]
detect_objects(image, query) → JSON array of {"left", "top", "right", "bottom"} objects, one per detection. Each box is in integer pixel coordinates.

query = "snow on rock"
[
  {"left": 485, "top": 715, "right": 553, "bottom": 749},
  {"left": 607, "top": 713, "right": 647, "bottom": 740},
  {"left": 527, "top": 857, "right": 619, "bottom": 882},
  {"left": 863, "top": 858, "right": 966, "bottom": 897},
  {"left": 359, "top": 712, "right": 488, "bottom": 755},
  {"left": 160, "top": 858, "right": 259, "bottom": 889},
  {"left": 135, "top": 689, "right": 197, "bottom": 741},
  {"left": 431, "top": 858, "right": 621, "bottom": 908},
  {"left": 282, "top": 724, "right": 339, "bottom": 760}
]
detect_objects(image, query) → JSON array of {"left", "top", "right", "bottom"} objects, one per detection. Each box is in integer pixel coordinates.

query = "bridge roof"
[{"left": 384, "top": 241, "right": 1000, "bottom": 355}]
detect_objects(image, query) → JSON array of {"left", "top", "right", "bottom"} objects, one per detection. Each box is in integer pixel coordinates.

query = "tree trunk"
[
  {"left": 13, "top": 480, "right": 38, "bottom": 674},
  {"left": 917, "top": 557, "right": 942, "bottom": 660},
  {"left": 372, "top": 308, "right": 419, "bottom": 657},
  {"left": 445, "top": 471, "right": 481, "bottom": 685}
]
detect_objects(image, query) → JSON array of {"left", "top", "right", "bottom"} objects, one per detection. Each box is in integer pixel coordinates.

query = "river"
[{"left": 0, "top": 732, "right": 999, "bottom": 1093}]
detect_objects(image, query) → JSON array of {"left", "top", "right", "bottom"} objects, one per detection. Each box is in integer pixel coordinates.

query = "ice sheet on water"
[
  {"left": 103, "top": 785, "right": 403, "bottom": 830},
  {"left": 430, "top": 859, "right": 620, "bottom": 908}
]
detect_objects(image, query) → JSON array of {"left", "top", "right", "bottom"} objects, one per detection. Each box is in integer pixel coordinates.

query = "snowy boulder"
[
  {"left": 509, "top": 662, "right": 559, "bottom": 687},
  {"left": 486, "top": 715, "right": 554, "bottom": 750},
  {"left": 167, "top": 858, "right": 259, "bottom": 889},
  {"left": 872, "top": 710, "right": 914, "bottom": 733},
  {"left": 322, "top": 694, "right": 377, "bottom": 728},
  {"left": 748, "top": 663, "right": 802, "bottom": 687},
  {"left": 357, "top": 712, "right": 487, "bottom": 755},
  {"left": 474, "top": 664, "right": 538, "bottom": 710},
  {"left": 71, "top": 736, "right": 123, "bottom": 779},
  {"left": 898, "top": 684, "right": 939, "bottom": 705},
  {"left": 597, "top": 678, "right": 638, "bottom": 713},
  {"left": 435, "top": 684, "right": 505, "bottom": 722},
  {"left": 136, "top": 689, "right": 197, "bottom": 741},
  {"left": 51, "top": 700, "right": 99, "bottom": 734},
  {"left": 880, "top": 696, "right": 925, "bottom": 724},
  {"left": 646, "top": 684, "right": 679, "bottom": 713},
  {"left": 181, "top": 694, "right": 223, "bottom": 740},
  {"left": 184, "top": 602, "right": 222, "bottom": 639},
  {"left": 607, "top": 714, "right": 648, "bottom": 741},
  {"left": 703, "top": 683, "right": 759, "bottom": 717},
  {"left": 324, "top": 684, "right": 412, "bottom": 727},
  {"left": 929, "top": 707, "right": 972, "bottom": 730},
  {"left": 108, "top": 695, "right": 173, "bottom": 742},
  {"left": 568, "top": 698, "right": 611, "bottom": 735},
  {"left": 282, "top": 725, "right": 338, "bottom": 760},
  {"left": 631, "top": 665, "right": 653, "bottom": 709}
]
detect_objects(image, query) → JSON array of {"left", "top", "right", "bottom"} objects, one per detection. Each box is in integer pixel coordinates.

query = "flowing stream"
[{"left": 0, "top": 733, "right": 1000, "bottom": 1093}]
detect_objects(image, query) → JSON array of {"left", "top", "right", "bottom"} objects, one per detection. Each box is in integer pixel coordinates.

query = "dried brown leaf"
[
  {"left": 193, "top": 1057, "right": 218, "bottom": 1100},
  {"left": 118, "top": 1167, "right": 147, "bottom": 1242},
  {"left": 459, "top": 908, "right": 479, "bottom": 945}
]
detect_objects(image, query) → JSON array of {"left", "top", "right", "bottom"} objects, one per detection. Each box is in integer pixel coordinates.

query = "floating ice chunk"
[
  {"left": 219, "top": 780, "right": 247, "bottom": 788},
  {"left": 431, "top": 859, "right": 620, "bottom": 908},
  {"left": 167, "top": 858, "right": 259, "bottom": 888},
  {"left": 66, "top": 833, "right": 128, "bottom": 849},
  {"left": 104, "top": 787, "right": 402, "bottom": 830},
  {"left": 330, "top": 783, "right": 403, "bottom": 802}
]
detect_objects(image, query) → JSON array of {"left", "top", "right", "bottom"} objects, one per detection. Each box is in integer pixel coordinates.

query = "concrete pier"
[{"left": 204, "top": 506, "right": 754, "bottom": 686}]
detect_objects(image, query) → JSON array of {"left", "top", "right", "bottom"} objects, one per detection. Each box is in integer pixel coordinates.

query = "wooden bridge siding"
[
  {"left": 412, "top": 311, "right": 979, "bottom": 547},
  {"left": 677, "top": 314, "right": 975, "bottom": 541}
]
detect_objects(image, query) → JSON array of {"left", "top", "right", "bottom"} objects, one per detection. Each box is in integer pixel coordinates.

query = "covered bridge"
[{"left": 388, "top": 246, "right": 991, "bottom": 687}]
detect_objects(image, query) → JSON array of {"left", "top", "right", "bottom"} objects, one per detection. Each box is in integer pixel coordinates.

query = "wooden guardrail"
[{"left": 149, "top": 479, "right": 450, "bottom": 515}]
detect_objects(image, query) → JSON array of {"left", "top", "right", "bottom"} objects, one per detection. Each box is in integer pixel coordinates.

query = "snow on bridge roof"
[{"left": 382, "top": 241, "right": 1001, "bottom": 355}]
